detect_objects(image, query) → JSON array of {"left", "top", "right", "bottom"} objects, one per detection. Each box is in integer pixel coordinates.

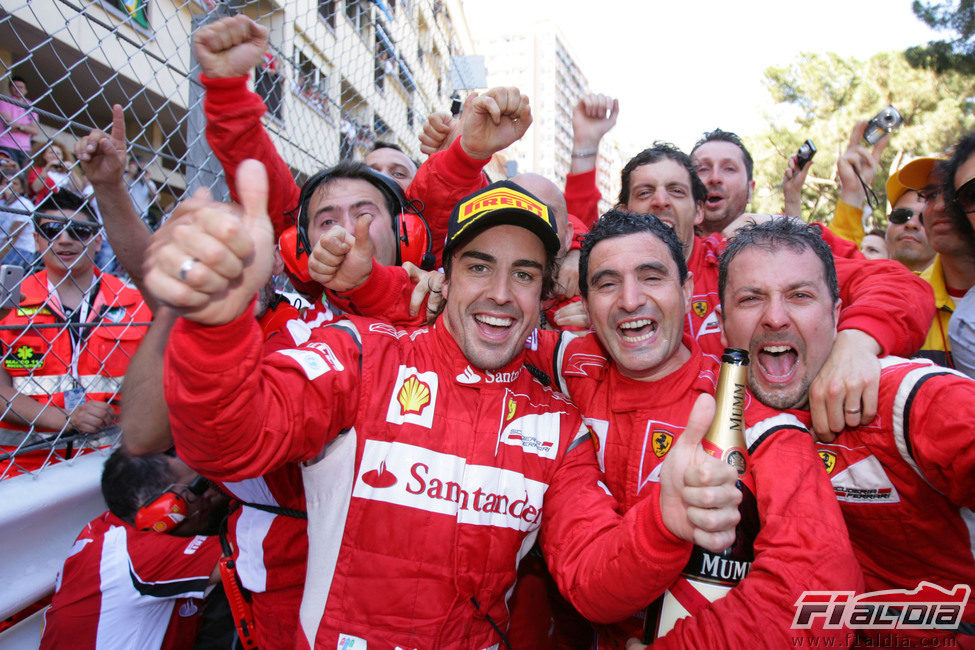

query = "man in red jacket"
[
  {"left": 144, "top": 168, "right": 743, "bottom": 649},
  {"left": 716, "top": 217, "right": 975, "bottom": 648}
]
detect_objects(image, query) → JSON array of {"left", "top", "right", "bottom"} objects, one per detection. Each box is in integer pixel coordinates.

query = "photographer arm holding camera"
[{"left": 831, "top": 120, "right": 890, "bottom": 246}]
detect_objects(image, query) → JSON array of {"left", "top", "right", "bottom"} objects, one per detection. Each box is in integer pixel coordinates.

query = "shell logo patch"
[
  {"left": 398, "top": 375, "right": 431, "bottom": 415},
  {"left": 819, "top": 450, "right": 836, "bottom": 474},
  {"left": 692, "top": 300, "right": 709, "bottom": 319},
  {"left": 652, "top": 428, "right": 674, "bottom": 458},
  {"left": 505, "top": 397, "right": 517, "bottom": 423},
  {"left": 386, "top": 366, "right": 438, "bottom": 428}
]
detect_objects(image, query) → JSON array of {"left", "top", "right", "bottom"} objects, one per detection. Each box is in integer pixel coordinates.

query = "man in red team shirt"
[
  {"left": 716, "top": 217, "right": 975, "bottom": 648},
  {"left": 41, "top": 450, "right": 228, "bottom": 649}
]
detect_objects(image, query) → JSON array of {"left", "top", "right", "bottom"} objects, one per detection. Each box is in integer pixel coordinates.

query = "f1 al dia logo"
[{"left": 792, "top": 582, "right": 970, "bottom": 631}]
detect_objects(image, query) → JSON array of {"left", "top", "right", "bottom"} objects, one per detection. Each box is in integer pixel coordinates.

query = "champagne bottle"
[{"left": 643, "top": 348, "right": 761, "bottom": 642}]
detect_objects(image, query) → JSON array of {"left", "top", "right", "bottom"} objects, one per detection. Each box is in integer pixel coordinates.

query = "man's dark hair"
[
  {"left": 943, "top": 131, "right": 975, "bottom": 246},
  {"left": 371, "top": 141, "right": 404, "bottom": 154},
  {"left": 866, "top": 227, "right": 887, "bottom": 239},
  {"left": 34, "top": 190, "right": 98, "bottom": 223},
  {"left": 579, "top": 209, "right": 688, "bottom": 299},
  {"left": 10, "top": 75, "right": 26, "bottom": 87},
  {"left": 718, "top": 217, "right": 839, "bottom": 309},
  {"left": 101, "top": 449, "right": 177, "bottom": 526},
  {"left": 692, "top": 128, "right": 754, "bottom": 182},
  {"left": 618, "top": 142, "right": 707, "bottom": 206},
  {"left": 296, "top": 159, "right": 400, "bottom": 235}
]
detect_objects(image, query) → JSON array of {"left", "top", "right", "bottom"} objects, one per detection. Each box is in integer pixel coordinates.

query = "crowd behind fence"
[{"left": 0, "top": 0, "right": 468, "bottom": 479}]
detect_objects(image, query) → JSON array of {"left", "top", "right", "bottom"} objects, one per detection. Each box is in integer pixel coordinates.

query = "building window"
[
  {"left": 374, "top": 115, "right": 390, "bottom": 138},
  {"left": 318, "top": 0, "right": 336, "bottom": 28},
  {"left": 255, "top": 50, "right": 284, "bottom": 121},
  {"left": 345, "top": 0, "right": 369, "bottom": 32},
  {"left": 295, "top": 50, "right": 329, "bottom": 115}
]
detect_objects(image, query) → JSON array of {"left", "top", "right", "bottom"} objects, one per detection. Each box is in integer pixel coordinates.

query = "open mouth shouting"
[
  {"left": 617, "top": 317, "right": 658, "bottom": 345},
  {"left": 755, "top": 343, "right": 799, "bottom": 384}
]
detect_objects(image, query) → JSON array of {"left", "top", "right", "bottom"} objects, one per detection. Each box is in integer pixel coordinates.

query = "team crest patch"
[
  {"left": 386, "top": 366, "right": 438, "bottom": 428},
  {"left": 4, "top": 345, "right": 43, "bottom": 370},
  {"left": 505, "top": 397, "right": 517, "bottom": 423},
  {"left": 819, "top": 450, "right": 836, "bottom": 474},
  {"left": 651, "top": 428, "right": 674, "bottom": 457},
  {"left": 692, "top": 300, "right": 709, "bottom": 319}
]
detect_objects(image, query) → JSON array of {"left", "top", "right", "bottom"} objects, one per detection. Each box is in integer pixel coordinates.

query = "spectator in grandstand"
[
  {"left": 826, "top": 120, "right": 892, "bottom": 248},
  {"left": 859, "top": 227, "right": 889, "bottom": 260},
  {"left": 28, "top": 140, "right": 85, "bottom": 203},
  {"left": 40, "top": 449, "right": 228, "bottom": 650},
  {"left": 947, "top": 131, "right": 975, "bottom": 377},
  {"left": 0, "top": 171, "right": 36, "bottom": 269},
  {"left": 123, "top": 155, "right": 158, "bottom": 228},
  {"left": 0, "top": 190, "right": 150, "bottom": 477},
  {"left": 364, "top": 141, "right": 417, "bottom": 190},
  {"left": 690, "top": 129, "right": 756, "bottom": 235},
  {"left": 0, "top": 76, "right": 39, "bottom": 168}
]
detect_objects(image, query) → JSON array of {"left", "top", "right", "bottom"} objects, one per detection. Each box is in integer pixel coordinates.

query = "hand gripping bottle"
[{"left": 643, "top": 348, "right": 760, "bottom": 641}]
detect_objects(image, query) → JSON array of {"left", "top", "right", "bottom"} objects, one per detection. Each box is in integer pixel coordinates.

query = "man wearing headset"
[
  {"left": 194, "top": 16, "right": 439, "bottom": 289},
  {"left": 40, "top": 449, "right": 228, "bottom": 649}
]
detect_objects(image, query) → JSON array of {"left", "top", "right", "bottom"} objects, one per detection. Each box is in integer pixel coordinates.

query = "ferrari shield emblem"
[
  {"left": 692, "top": 300, "right": 708, "bottom": 319},
  {"left": 652, "top": 428, "right": 674, "bottom": 458},
  {"left": 818, "top": 450, "right": 836, "bottom": 474},
  {"left": 506, "top": 397, "right": 517, "bottom": 423}
]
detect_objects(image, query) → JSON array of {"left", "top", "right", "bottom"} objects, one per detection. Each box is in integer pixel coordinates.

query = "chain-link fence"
[{"left": 0, "top": 0, "right": 468, "bottom": 478}]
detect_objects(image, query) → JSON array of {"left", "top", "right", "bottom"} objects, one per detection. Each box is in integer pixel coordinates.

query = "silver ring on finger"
[
  {"left": 845, "top": 406, "right": 861, "bottom": 415},
  {"left": 178, "top": 257, "right": 197, "bottom": 282}
]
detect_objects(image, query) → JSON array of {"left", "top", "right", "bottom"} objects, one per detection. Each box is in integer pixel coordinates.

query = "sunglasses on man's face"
[
  {"left": 888, "top": 207, "right": 917, "bottom": 225},
  {"left": 34, "top": 220, "right": 100, "bottom": 242},
  {"left": 954, "top": 177, "right": 975, "bottom": 215}
]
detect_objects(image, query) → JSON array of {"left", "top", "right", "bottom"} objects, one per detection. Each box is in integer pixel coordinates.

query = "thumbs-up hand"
[
  {"left": 308, "top": 213, "right": 377, "bottom": 292},
  {"left": 144, "top": 159, "right": 274, "bottom": 325},
  {"left": 658, "top": 394, "right": 742, "bottom": 553}
]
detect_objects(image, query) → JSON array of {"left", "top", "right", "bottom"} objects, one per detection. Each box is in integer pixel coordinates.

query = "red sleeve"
[
  {"left": 908, "top": 374, "right": 975, "bottom": 508},
  {"left": 406, "top": 137, "right": 489, "bottom": 266},
  {"left": 202, "top": 74, "right": 299, "bottom": 241},
  {"left": 564, "top": 170, "right": 602, "bottom": 228},
  {"left": 165, "top": 308, "right": 362, "bottom": 481},
  {"left": 834, "top": 256, "right": 934, "bottom": 356},
  {"left": 327, "top": 262, "right": 428, "bottom": 326},
  {"left": 541, "top": 426, "right": 691, "bottom": 623},
  {"left": 653, "top": 428, "right": 864, "bottom": 649}
]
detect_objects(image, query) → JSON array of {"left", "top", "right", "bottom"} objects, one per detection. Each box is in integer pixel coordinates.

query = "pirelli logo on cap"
[{"left": 457, "top": 188, "right": 550, "bottom": 225}]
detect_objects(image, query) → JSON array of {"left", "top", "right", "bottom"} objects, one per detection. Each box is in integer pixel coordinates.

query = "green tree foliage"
[
  {"left": 906, "top": 0, "right": 975, "bottom": 74},
  {"left": 746, "top": 50, "right": 975, "bottom": 225}
]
